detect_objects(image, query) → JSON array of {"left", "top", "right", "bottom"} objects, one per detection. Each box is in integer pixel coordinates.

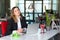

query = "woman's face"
[{"left": 13, "top": 8, "right": 20, "bottom": 17}]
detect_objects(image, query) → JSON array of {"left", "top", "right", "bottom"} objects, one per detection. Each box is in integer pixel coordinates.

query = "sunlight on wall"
[{"left": 10, "top": 0, "right": 18, "bottom": 10}]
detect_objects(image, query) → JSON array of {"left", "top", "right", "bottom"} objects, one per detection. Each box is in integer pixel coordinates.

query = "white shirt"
[
  {"left": 17, "top": 17, "right": 27, "bottom": 32},
  {"left": 17, "top": 17, "right": 21, "bottom": 29}
]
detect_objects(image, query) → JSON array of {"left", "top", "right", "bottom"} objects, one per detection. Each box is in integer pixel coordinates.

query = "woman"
[{"left": 6, "top": 6, "right": 28, "bottom": 35}]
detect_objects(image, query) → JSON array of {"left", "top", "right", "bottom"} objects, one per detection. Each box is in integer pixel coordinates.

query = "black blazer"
[{"left": 6, "top": 17, "right": 28, "bottom": 35}]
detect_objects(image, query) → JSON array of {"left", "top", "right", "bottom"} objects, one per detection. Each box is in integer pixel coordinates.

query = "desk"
[{"left": 0, "top": 23, "right": 59, "bottom": 40}]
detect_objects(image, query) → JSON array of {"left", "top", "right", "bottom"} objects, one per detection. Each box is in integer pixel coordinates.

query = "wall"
[
  {"left": 5, "top": 0, "right": 10, "bottom": 16},
  {"left": 0, "top": 0, "right": 10, "bottom": 18},
  {"left": 0, "top": 0, "right": 5, "bottom": 18},
  {"left": 58, "top": 0, "right": 60, "bottom": 17}
]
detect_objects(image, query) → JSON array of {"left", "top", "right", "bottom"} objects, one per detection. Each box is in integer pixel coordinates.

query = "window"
[
  {"left": 43, "top": 0, "right": 51, "bottom": 12},
  {"left": 26, "top": 1, "right": 33, "bottom": 12},
  {"left": 18, "top": 0, "right": 24, "bottom": 13},
  {"left": 53, "top": 0, "right": 57, "bottom": 10},
  {"left": 10, "top": 0, "right": 58, "bottom": 24},
  {"left": 26, "top": 1, "right": 33, "bottom": 20},
  {"left": 34, "top": 1, "right": 42, "bottom": 13}
]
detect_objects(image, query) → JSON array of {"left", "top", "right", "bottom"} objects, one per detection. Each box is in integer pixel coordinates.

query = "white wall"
[{"left": 10, "top": 0, "right": 18, "bottom": 9}]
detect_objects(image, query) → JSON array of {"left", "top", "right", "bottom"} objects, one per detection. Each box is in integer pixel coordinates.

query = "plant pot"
[{"left": 46, "top": 26, "right": 51, "bottom": 31}]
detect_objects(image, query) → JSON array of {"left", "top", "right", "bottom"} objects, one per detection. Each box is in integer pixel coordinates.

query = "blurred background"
[{"left": 0, "top": 0, "right": 59, "bottom": 24}]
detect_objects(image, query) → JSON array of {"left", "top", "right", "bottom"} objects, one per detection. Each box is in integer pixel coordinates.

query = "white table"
[{"left": 0, "top": 23, "right": 59, "bottom": 40}]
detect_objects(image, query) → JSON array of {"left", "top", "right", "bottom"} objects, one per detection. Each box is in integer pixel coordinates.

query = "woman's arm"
[
  {"left": 23, "top": 17, "right": 28, "bottom": 28},
  {"left": 22, "top": 17, "right": 28, "bottom": 33}
]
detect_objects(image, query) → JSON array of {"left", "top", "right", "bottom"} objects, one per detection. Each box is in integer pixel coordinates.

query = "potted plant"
[
  {"left": 50, "top": 14, "right": 56, "bottom": 29},
  {"left": 45, "top": 12, "right": 51, "bottom": 31},
  {"left": 45, "top": 12, "right": 56, "bottom": 31}
]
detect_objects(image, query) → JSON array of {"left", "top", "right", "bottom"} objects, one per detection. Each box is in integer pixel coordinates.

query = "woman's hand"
[{"left": 17, "top": 28, "right": 23, "bottom": 33}]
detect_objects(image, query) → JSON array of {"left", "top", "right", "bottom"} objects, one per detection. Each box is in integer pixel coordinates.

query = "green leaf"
[{"left": 11, "top": 32, "right": 20, "bottom": 39}]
